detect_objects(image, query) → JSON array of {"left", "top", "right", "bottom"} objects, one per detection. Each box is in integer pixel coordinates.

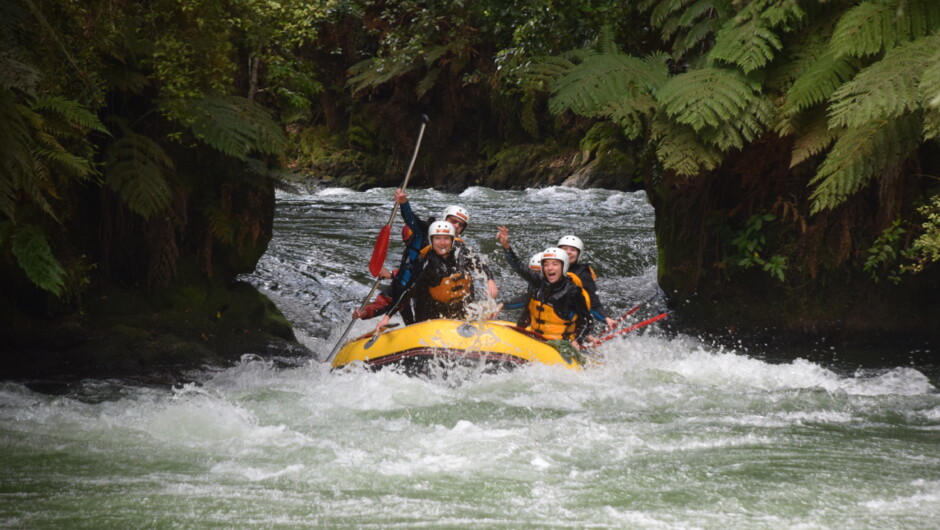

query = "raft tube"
[{"left": 331, "top": 319, "right": 581, "bottom": 373}]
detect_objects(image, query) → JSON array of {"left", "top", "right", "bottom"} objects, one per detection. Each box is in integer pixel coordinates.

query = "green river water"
[{"left": 1, "top": 187, "right": 937, "bottom": 528}]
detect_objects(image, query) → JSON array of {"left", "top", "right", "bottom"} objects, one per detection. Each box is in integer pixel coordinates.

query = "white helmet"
[
  {"left": 528, "top": 252, "right": 544, "bottom": 271},
  {"left": 428, "top": 220, "right": 457, "bottom": 239},
  {"left": 557, "top": 235, "right": 584, "bottom": 254},
  {"left": 540, "top": 247, "right": 570, "bottom": 275},
  {"left": 441, "top": 205, "right": 469, "bottom": 227}
]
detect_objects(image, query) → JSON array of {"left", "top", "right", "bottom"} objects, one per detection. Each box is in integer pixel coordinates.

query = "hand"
[
  {"left": 374, "top": 314, "right": 391, "bottom": 333},
  {"left": 496, "top": 226, "right": 510, "bottom": 249},
  {"left": 584, "top": 335, "right": 600, "bottom": 347},
  {"left": 605, "top": 317, "right": 617, "bottom": 329},
  {"left": 487, "top": 278, "right": 499, "bottom": 299},
  {"left": 395, "top": 189, "right": 408, "bottom": 204},
  {"left": 378, "top": 267, "right": 393, "bottom": 280}
]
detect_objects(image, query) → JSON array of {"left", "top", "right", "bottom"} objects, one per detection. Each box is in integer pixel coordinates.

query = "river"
[{"left": 1, "top": 187, "right": 938, "bottom": 528}]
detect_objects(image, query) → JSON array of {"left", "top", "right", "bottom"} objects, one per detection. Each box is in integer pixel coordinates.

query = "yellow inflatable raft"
[{"left": 331, "top": 319, "right": 582, "bottom": 373}]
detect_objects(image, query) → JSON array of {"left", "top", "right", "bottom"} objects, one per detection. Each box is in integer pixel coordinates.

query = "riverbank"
[{"left": 1, "top": 278, "right": 310, "bottom": 383}]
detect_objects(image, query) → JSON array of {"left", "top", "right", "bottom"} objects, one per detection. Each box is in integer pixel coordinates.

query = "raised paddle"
[
  {"left": 369, "top": 114, "right": 429, "bottom": 277},
  {"left": 326, "top": 115, "right": 429, "bottom": 362}
]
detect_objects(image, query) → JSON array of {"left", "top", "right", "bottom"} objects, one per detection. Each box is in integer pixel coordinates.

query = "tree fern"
[
  {"left": 180, "top": 96, "right": 287, "bottom": 160},
  {"left": 708, "top": 0, "right": 806, "bottom": 74},
  {"left": 784, "top": 49, "right": 861, "bottom": 115},
  {"left": 809, "top": 113, "right": 922, "bottom": 213},
  {"left": 657, "top": 67, "right": 763, "bottom": 132},
  {"left": 828, "top": 34, "right": 940, "bottom": 128},
  {"left": 788, "top": 109, "right": 839, "bottom": 167},
  {"left": 347, "top": 56, "right": 419, "bottom": 94},
  {"left": 653, "top": 117, "right": 724, "bottom": 175},
  {"left": 104, "top": 126, "right": 174, "bottom": 219},
  {"left": 917, "top": 46, "right": 940, "bottom": 139},
  {"left": 830, "top": 0, "right": 940, "bottom": 59},
  {"left": 11, "top": 223, "right": 65, "bottom": 296}
]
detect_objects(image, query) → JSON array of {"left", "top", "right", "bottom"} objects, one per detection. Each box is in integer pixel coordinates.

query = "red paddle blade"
[{"left": 369, "top": 225, "right": 391, "bottom": 277}]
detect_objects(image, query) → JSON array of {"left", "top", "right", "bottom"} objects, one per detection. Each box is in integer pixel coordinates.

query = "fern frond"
[
  {"left": 706, "top": 97, "right": 775, "bottom": 151},
  {"left": 919, "top": 46, "right": 940, "bottom": 112},
  {"left": 788, "top": 109, "right": 839, "bottom": 167},
  {"left": 181, "top": 96, "right": 287, "bottom": 160},
  {"left": 416, "top": 67, "right": 439, "bottom": 99},
  {"left": 829, "top": 35, "right": 940, "bottom": 128},
  {"left": 11, "top": 223, "right": 65, "bottom": 296},
  {"left": 653, "top": 118, "right": 724, "bottom": 176},
  {"left": 347, "top": 56, "right": 419, "bottom": 94},
  {"left": 673, "top": 17, "right": 718, "bottom": 60},
  {"left": 206, "top": 205, "right": 235, "bottom": 245},
  {"left": 809, "top": 113, "right": 922, "bottom": 213},
  {"left": 657, "top": 67, "right": 761, "bottom": 132},
  {"left": 33, "top": 96, "right": 108, "bottom": 134},
  {"left": 924, "top": 49, "right": 940, "bottom": 138},
  {"left": 709, "top": 20, "right": 782, "bottom": 73},
  {"left": 548, "top": 53, "right": 669, "bottom": 119},
  {"left": 831, "top": 0, "right": 940, "bottom": 59},
  {"left": 105, "top": 130, "right": 173, "bottom": 219},
  {"left": 517, "top": 55, "right": 579, "bottom": 89},
  {"left": 591, "top": 26, "right": 616, "bottom": 55},
  {"left": 708, "top": 0, "right": 804, "bottom": 75},
  {"left": 784, "top": 49, "right": 860, "bottom": 114}
]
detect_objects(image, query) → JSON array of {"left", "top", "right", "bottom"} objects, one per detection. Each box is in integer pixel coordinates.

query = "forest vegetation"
[{"left": 2, "top": 0, "right": 939, "bottom": 377}]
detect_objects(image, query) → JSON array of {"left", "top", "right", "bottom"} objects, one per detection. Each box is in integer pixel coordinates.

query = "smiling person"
[
  {"left": 496, "top": 227, "right": 595, "bottom": 349},
  {"left": 374, "top": 221, "right": 495, "bottom": 332}
]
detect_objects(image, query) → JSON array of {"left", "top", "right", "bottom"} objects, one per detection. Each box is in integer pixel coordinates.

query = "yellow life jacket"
[
  {"left": 526, "top": 274, "right": 590, "bottom": 341},
  {"left": 527, "top": 298, "right": 577, "bottom": 341}
]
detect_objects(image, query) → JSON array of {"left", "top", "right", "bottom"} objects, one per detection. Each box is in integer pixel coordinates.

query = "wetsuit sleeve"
[
  {"left": 498, "top": 293, "right": 528, "bottom": 310},
  {"left": 578, "top": 267, "right": 609, "bottom": 321},
  {"left": 504, "top": 246, "right": 539, "bottom": 287},
  {"left": 400, "top": 201, "right": 424, "bottom": 241}
]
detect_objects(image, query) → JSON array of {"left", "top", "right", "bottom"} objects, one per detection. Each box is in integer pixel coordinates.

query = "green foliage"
[
  {"left": 863, "top": 219, "right": 907, "bottom": 283},
  {"left": 830, "top": 0, "right": 940, "bottom": 59},
  {"left": 828, "top": 35, "right": 940, "bottom": 129},
  {"left": 9, "top": 222, "right": 65, "bottom": 296},
  {"left": 179, "top": 96, "right": 288, "bottom": 160},
  {"left": 730, "top": 213, "right": 788, "bottom": 282},
  {"left": 809, "top": 113, "right": 923, "bottom": 214},
  {"left": 104, "top": 124, "right": 174, "bottom": 220},
  {"left": 784, "top": 49, "right": 861, "bottom": 116},
  {"left": 905, "top": 194, "right": 940, "bottom": 273}
]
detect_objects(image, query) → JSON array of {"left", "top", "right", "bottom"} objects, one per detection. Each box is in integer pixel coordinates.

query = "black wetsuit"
[
  {"left": 388, "top": 242, "right": 493, "bottom": 323},
  {"left": 568, "top": 262, "right": 610, "bottom": 323}
]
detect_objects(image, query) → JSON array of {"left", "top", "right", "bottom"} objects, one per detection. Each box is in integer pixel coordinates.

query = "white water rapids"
[{"left": 1, "top": 187, "right": 937, "bottom": 528}]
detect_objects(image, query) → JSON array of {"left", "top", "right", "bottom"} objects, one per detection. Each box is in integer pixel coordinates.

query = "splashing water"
[{"left": 1, "top": 187, "right": 937, "bottom": 528}]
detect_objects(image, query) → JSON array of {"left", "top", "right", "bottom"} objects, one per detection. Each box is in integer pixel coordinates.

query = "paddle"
[
  {"left": 369, "top": 114, "right": 429, "bottom": 276},
  {"left": 586, "top": 312, "right": 668, "bottom": 349},
  {"left": 325, "top": 115, "right": 430, "bottom": 362}
]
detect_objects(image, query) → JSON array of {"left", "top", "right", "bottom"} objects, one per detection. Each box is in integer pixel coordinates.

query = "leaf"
[
  {"left": 180, "top": 96, "right": 287, "bottom": 160},
  {"left": 104, "top": 129, "right": 174, "bottom": 219},
  {"left": 830, "top": 0, "right": 940, "bottom": 59},
  {"left": 809, "top": 113, "right": 922, "bottom": 213},
  {"left": 785, "top": 49, "right": 860, "bottom": 114},
  {"left": 657, "top": 67, "right": 762, "bottom": 132},
  {"left": 828, "top": 35, "right": 940, "bottom": 128},
  {"left": 11, "top": 223, "right": 65, "bottom": 296}
]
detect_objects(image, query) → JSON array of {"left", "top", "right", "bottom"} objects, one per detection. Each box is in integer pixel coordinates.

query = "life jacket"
[
  {"left": 528, "top": 297, "right": 577, "bottom": 341},
  {"left": 526, "top": 276, "right": 591, "bottom": 341},
  {"left": 418, "top": 238, "right": 472, "bottom": 304}
]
